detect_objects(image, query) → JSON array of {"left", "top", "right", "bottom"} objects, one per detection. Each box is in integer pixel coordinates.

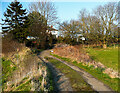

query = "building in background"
[
  {"left": 58, "top": 30, "right": 85, "bottom": 41},
  {"left": 47, "top": 26, "right": 59, "bottom": 38}
]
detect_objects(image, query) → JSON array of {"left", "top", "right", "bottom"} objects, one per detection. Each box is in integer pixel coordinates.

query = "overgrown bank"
[
  {"left": 52, "top": 44, "right": 119, "bottom": 78},
  {"left": 2, "top": 56, "right": 54, "bottom": 92},
  {"left": 2, "top": 39, "right": 54, "bottom": 92}
]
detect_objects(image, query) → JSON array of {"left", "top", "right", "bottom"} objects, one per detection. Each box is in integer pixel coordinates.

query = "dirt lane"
[
  {"left": 38, "top": 50, "right": 73, "bottom": 92},
  {"left": 50, "top": 56, "right": 115, "bottom": 93},
  {"left": 39, "top": 50, "right": 116, "bottom": 93}
]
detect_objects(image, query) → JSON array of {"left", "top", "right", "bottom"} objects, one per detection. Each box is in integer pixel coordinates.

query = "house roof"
[{"left": 47, "top": 26, "right": 58, "bottom": 31}]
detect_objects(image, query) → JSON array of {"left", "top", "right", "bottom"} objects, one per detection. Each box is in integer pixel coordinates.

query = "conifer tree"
[{"left": 2, "top": 0, "right": 29, "bottom": 42}]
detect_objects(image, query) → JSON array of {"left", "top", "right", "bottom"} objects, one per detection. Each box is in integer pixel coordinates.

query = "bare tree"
[
  {"left": 78, "top": 3, "right": 118, "bottom": 48},
  {"left": 29, "top": 0, "right": 58, "bottom": 26},
  {"left": 78, "top": 9, "right": 92, "bottom": 47},
  {"left": 59, "top": 20, "right": 81, "bottom": 45},
  {"left": 79, "top": 9, "right": 90, "bottom": 38},
  {"left": 93, "top": 2, "right": 118, "bottom": 48},
  {"left": 79, "top": 10, "right": 102, "bottom": 46}
]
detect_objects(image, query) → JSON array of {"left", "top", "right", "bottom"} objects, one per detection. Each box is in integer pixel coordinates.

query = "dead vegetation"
[
  {"left": 52, "top": 44, "right": 119, "bottom": 78},
  {"left": 53, "top": 44, "right": 91, "bottom": 63},
  {"left": 2, "top": 36, "right": 24, "bottom": 57},
  {"left": 2, "top": 37, "right": 53, "bottom": 91}
]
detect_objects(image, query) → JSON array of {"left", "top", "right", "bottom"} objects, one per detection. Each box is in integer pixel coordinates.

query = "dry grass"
[
  {"left": 2, "top": 37, "right": 53, "bottom": 91},
  {"left": 53, "top": 45, "right": 91, "bottom": 63},
  {"left": 2, "top": 37, "right": 24, "bottom": 57},
  {"left": 2, "top": 43, "right": 51, "bottom": 91}
]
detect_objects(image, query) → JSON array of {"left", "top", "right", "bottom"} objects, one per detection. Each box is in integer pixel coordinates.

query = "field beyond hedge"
[{"left": 85, "top": 47, "right": 118, "bottom": 71}]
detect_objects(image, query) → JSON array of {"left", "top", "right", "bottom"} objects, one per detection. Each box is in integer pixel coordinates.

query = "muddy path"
[
  {"left": 38, "top": 50, "right": 115, "bottom": 93},
  {"left": 51, "top": 56, "right": 114, "bottom": 92},
  {"left": 37, "top": 50, "right": 73, "bottom": 92}
]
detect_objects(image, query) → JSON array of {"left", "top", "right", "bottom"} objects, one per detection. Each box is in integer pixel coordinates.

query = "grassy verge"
[
  {"left": 85, "top": 47, "right": 118, "bottom": 71},
  {"left": 51, "top": 53, "right": 119, "bottom": 92},
  {"left": 46, "top": 67, "right": 54, "bottom": 91},
  {"left": 14, "top": 79, "right": 31, "bottom": 91},
  {"left": 45, "top": 57, "right": 94, "bottom": 91},
  {"left": 2, "top": 58, "right": 17, "bottom": 90}
]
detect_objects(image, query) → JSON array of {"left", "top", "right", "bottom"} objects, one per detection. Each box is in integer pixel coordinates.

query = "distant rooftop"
[{"left": 47, "top": 26, "right": 58, "bottom": 31}]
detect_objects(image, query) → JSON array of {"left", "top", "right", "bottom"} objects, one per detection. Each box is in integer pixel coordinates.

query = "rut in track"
[
  {"left": 38, "top": 50, "right": 73, "bottom": 92},
  {"left": 38, "top": 50, "right": 115, "bottom": 93}
]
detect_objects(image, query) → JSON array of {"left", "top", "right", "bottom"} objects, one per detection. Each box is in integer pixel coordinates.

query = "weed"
[
  {"left": 39, "top": 76, "right": 43, "bottom": 82},
  {"left": 14, "top": 79, "right": 31, "bottom": 91},
  {"left": 14, "top": 54, "right": 20, "bottom": 59},
  {"left": 2, "top": 58, "right": 17, "bottom": 90}
]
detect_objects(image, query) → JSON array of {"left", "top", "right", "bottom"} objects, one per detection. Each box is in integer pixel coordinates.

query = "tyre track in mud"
[
  {"left": 38, "top": 50, "right": 115, "bottom": 93},
  {"left": 37, "top": 50, "right": 73, "bottom": 92}
]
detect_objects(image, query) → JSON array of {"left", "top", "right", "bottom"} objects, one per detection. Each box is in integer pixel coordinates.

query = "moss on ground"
[{"left": 45, "top": 57, "right": 94, "bottom": 91}]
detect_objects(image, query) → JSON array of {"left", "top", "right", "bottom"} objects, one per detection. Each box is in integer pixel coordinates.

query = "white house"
[
  {"left": 47, "top": 27, "right": 59, "bottom": 38},
  {"left": 49, "top": 30, "right": 59, "bottom": 38},
  {"left": 58, "top": 30, "right": 85, "bottom": 41},
  {"left": 26, "top": 26, "right": 85, "bottom": 41},
  {"left": 26, "top": 26, "right": 59, "bottom": 40},
  {"left": 27, "top": 36, "right": 36, "bottom": 40}
]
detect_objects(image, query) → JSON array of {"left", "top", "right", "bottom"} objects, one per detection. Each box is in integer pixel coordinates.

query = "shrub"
[{"left": 2, "top": 36, "right": 24, "bottom": 56}]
